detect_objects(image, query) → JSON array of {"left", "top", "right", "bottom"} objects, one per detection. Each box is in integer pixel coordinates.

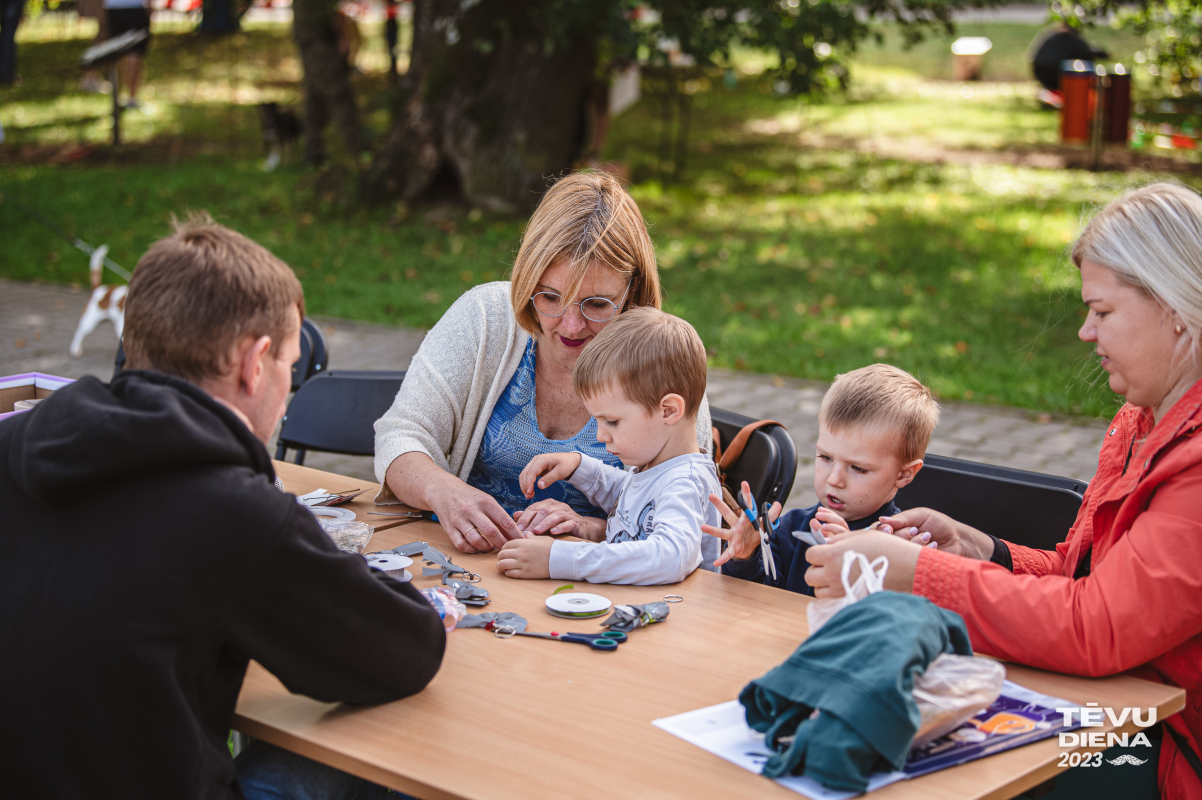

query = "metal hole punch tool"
[
  {"left": 736, "top": 486, "right": 778, "bottom": 582},
  {"left": 490, "top": 624, "right": 628, "bottom": 651}
]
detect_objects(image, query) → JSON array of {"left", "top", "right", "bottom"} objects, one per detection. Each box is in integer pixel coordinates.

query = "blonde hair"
[
  {"left": 573, "top": 307, "right": 707, "bottom": 417},
  {"left": 1073, "top": 182, "right": 1202, "bottom": 362},
  {"left": 510, "top": 171, "right": 661, "bottom": 336},
  {"left": 124, "top": 212, "right": 304, "bottom": 383},
  {"left": 819, "top": 364, "right": 940, "bottom": 464}
]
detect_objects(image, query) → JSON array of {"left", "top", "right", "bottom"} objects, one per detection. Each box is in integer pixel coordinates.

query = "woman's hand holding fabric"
[
  {"left": 876, "top": 507, "right": 995, "bottom": 560},
  {"left": 804, "top": 531, "right": 922, "bottom": 597}
]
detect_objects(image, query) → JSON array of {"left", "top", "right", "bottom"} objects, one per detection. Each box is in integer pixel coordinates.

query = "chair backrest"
[
  {"left": 709, "top": 406, "right": 797, "bottom": 510},
  {"left": 275, "top": 370, "right": 405, "bottom": 464},
  {"left": 303, "top": 317, "right": 329, "bottom": 376},
  {"left": 113, "top": 341, "right": 126, "bottom": 381},
  {"left": 894, "top": 453, "right": 1087, "bottom": 551},
  {"left": 291, "top": 318, "right": 329, "bottom": 392}
]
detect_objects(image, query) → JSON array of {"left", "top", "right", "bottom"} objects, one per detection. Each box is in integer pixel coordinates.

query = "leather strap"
[{"left": 718, "top": 420, "right": 784, "bottom": 472}]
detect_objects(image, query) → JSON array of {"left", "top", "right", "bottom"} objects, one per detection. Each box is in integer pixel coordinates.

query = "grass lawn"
[{"left": 1, "top": 14, "right": 1195, "bottom": 418}]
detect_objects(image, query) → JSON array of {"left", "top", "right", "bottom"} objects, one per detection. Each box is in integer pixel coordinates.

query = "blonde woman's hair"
[
  {"left": 819, "top": 364, "right": 940, "bottom": 464},
  {"left": 573, "top": 307, "right": 707, "bottom": 417},
  {"left": 510, "top": 171, "right": 661, "bottom": 336},
  {"left": 1073, "top": 182, "right": 1202, "bottom": 361}
]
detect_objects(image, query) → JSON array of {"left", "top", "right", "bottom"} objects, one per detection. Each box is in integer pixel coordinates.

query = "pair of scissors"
[
  {"left": 493, "top": 627, "right": 627, "bottom": 651},
  {"left": 737, "top": 486, "right": 778, "bottom": 581}
]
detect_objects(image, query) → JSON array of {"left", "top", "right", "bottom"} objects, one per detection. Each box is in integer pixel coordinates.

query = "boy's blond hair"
[
  {"left": 573, "top": 307, "right": 707, "bottom": 417},
  {"left": 819, "top": 364, "right": 940, "bottom": 464}
]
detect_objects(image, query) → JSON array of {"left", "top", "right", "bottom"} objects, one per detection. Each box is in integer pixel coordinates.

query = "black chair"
[
  {"left": 275, "top": 370, "right": 405, "bottom": 464},
  {"left": 291, "top": 318, "right": 329, "bottom": 391},
  {"left": 709, "top": 406, "right": 797, "bottom": 510},
  {"left": 894, "top": 454, "right": 1087, "bottom": 551},
  {"left": 113, "top": 340, "right": 126, "bottom": 381}
]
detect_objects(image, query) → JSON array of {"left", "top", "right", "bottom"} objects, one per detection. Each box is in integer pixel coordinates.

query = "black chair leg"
[{"left": 293, "top": 449, "right": 307, "bottom": 466}]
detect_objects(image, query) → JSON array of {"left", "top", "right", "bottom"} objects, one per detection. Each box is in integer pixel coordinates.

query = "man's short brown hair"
[
  {"left": 123, "top": 213, "right": 304, "bottom": 383},
  {"left": 573, "top": 307, "right": 707, "bottom": 417},
  {"left": 819, "top": 364, "right": 940, "bottom": 463}
]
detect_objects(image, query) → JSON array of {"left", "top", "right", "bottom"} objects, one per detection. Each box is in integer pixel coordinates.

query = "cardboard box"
[{"left": 0, "top": 373, "right": 75, "bottom": 422}]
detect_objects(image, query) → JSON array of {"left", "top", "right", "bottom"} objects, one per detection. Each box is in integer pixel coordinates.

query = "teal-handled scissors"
[{"left": 493, "top": 627, "right": 627, "bottom": 651}]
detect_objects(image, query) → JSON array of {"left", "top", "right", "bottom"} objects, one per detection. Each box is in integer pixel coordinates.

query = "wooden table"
[{"left": 235, "top": 463, "right": 1185, "bottom": 800}]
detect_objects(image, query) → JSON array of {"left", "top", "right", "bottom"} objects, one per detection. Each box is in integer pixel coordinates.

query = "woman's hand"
[
  {"left": 804, "top": 531, "right": 923, "bottom": 597},
  {"left": 518, "top": 452, "right": 582, "bottom": 499},
  {"left": 385, "top": 452, "right": 526, "bottom": 554},
  {"left": 513, "top": 498, "right": 606, "bottom": 541},
  {"left": 428, "top": 479, "right": 528, "bottom": 554},
  {"left": 876, "top": 507, "right": 995, "bottom": 560}
]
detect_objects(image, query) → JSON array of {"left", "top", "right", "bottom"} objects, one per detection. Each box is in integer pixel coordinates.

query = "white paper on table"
[{"left": 653, "top": 701, "right": 906, "bottom": 800}]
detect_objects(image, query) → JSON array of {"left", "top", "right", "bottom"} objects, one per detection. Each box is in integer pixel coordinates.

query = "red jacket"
[{"left": 914, "top": 377, "right": 1202, "bottom": 800}]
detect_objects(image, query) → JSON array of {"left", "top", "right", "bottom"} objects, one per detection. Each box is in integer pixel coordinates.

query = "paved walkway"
[{"left": 1, "top": 278, "right": 1109, "bottom": 510}]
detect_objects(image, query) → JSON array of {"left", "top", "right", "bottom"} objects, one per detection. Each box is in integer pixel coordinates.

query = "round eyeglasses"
[{"left": 530, "top": 283, "right": 631, "bottom": 323}]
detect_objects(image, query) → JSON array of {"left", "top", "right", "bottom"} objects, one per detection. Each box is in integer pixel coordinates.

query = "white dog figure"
[{"left": 69, "top": 245, "right": 127, "bottom": 358}]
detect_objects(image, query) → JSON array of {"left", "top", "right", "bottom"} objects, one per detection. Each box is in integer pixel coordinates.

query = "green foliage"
[
  {"left": 3, "top": 20, "right": 1195, "bottom": 417},
  {"left": 1061, "top": 0, "right": 1202, "bottom": 94}
]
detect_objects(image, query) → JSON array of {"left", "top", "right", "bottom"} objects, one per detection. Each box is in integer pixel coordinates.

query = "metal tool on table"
[
  {"left": 365, "top": 510, "right": 426, "bottom": 518},
  {"left": 388, "top": 541, "right": 481, "bottom": 583},
  {"left": 737, "top": 485, "right": 777, "bottom": 581},
  {"left": 490, "top": 625, "right": 628, "bottom": 651}
]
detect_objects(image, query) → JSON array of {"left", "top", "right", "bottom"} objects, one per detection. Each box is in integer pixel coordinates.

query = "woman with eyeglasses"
[{"left": 374, "top": 172, "right": 712, "bottom": 553}]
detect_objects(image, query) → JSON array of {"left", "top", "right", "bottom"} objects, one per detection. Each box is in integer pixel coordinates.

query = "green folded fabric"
[{"left": 739, "top": 592, "right": 972, "bottom": 792}]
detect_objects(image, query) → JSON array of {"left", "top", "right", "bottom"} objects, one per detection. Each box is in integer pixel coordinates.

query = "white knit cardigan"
[{"left": 373, "top": 281, "right": 712, "bottom": 503}]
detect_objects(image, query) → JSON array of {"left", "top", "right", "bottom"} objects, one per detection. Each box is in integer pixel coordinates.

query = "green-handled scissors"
[{"left": 493, "top": 627, "right": 627, "bottom": 651}]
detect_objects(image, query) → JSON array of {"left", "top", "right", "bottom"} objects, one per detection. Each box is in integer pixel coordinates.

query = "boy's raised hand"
[
  {"left": 702, "top": 480, "right": 782, "bottom": 567},
  {"left": 518, "top": 452, "right": 583, "bottom": 500}
]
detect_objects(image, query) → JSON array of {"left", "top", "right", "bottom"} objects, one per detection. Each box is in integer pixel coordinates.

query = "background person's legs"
[
  {"left": 234, "top": 740, "right": 401, "bottom": 800},
  {"left": 0, "top": 0, "right": 24, "bottom": 85}
]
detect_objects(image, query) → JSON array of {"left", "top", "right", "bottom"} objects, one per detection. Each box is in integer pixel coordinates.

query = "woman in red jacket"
[{"left": 806, "top": 182, "right": 1202, "bottom": 799}]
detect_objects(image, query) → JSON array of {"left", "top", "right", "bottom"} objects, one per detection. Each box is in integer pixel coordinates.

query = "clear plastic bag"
[
  {"left": 317, "top": 519, "right": 374, "bottom": 554},
  {"left": 420, "top": 587, "right": 468, "bottom": 631},
  {"left": 806, "top": 549, "right": 889, "bottom": 634},
  {"left": 912, "top": 653, "right": 1006, "bottom": 746}
]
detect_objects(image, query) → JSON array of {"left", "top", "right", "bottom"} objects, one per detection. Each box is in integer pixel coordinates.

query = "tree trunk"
[
  {"left": 365, "top": 0, "right": 603, "bottom": 212},
  {"left": 292, "top": 0, "right": 362, "bottom": 165}
]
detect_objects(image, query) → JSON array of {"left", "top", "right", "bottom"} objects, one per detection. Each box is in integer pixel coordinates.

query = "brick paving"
[{"left": 1, "top": 278, "right": 1110, "bottom": 509}]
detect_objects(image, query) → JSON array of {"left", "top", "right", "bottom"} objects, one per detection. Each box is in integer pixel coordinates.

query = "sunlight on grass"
[{"left": 4, "top": 17, "right": 1200, "bottom": 418}]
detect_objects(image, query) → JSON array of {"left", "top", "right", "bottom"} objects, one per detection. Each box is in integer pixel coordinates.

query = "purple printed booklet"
[
  {"left": 653, "top": 681, "right": 1081, "bottom": 800},
  {"left": 905, "top": 680, "right": 1081, "bottom": 777}
]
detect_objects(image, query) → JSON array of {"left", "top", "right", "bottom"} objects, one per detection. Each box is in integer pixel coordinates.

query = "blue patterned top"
[{"left": 466, "top": 338, "right": 623, "bottom": 518}]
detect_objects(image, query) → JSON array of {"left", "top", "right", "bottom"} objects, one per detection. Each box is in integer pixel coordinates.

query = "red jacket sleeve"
[
  {"left": 914, "top": 465, "right": 1202, "bottom": 676},
  {"left": 1004, "top": 540, "right": 1068, "bottom": 576}
]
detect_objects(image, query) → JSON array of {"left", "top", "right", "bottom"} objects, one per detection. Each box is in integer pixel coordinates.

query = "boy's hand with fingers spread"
[
  {"left": 518, "top": 452, "right": 583, "bottom": 500},
  {"left": 701, "top": 480, "right": 782, "bottom": 567},
  {"left": 496, "top": 537, "right": 553, "bottom": 579}
]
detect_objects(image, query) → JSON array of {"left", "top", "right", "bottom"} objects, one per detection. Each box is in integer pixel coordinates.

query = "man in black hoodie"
[{"left": 0, "top": 214, "right": 446, "bottom": 799}]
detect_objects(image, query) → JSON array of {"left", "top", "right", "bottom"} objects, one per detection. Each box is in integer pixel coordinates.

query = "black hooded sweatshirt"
[{"left": 0, "top": 371, "right": 446, "bottom": 799}]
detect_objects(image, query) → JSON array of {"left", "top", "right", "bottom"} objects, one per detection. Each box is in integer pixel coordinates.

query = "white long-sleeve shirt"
[{"left": 547, "top": 453, "right": 722, "bottom": 585}]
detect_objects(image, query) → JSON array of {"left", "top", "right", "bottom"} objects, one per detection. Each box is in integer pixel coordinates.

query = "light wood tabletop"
[
  {"left": 235, "top": 463, "right": 1186, "bottom": 800},
  {"left": 275, "top": 460, "right": 426, "bottom": 533}
]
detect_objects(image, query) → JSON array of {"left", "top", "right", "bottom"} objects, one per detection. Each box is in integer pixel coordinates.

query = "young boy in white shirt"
[{"left": 496, "top": 307, "right": 721, "bottom": 585}]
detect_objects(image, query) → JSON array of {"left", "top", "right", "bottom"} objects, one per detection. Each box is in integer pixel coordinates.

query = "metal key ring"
[
  {"left": 460, "top": 571, "right": 481, "bottom": 584},
  {"left": 493, "top": 625, "right": 517, "bottom": 638},
  {"left": 663, "top": 594, "right": 684, "bottom": 603}
]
